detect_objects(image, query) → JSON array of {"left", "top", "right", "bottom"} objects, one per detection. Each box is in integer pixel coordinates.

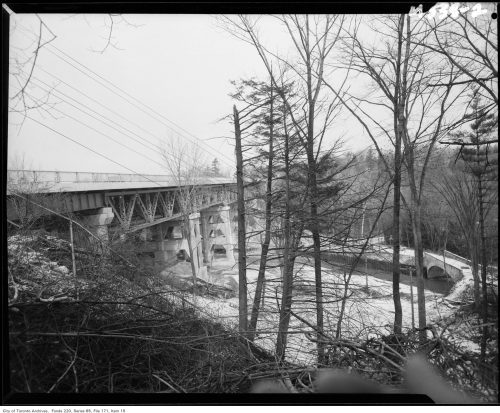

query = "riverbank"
[{"left": 193, "top": 257, "right": 481, "bottom": 366}]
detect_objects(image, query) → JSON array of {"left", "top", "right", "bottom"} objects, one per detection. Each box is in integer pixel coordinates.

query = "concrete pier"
[{"left": 80, "top": 207, "right": 115, "bottom": 242}]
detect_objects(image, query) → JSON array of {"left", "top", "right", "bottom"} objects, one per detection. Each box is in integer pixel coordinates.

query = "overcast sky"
[{"left": 8, "top": 14, "right": 396, "bottom": 175}]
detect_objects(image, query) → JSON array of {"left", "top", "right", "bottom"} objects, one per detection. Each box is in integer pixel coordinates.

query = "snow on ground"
[
  {"left": 363, "top": 245, "right": 415, "bottom": 266},
  {"left": 8, "top": 234, "right": 484, "bottom": 365},
  {"left": 185, "top": 257, "right": 477, "bottom": 365}
]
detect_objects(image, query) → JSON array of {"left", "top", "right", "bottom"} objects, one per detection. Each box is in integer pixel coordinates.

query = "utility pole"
[{"left": 69, "top": 219, "right": 78, "bottom": 300}]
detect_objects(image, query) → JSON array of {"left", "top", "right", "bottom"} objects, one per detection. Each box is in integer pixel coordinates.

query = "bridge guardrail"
[
  {"left": 7, "top": 170, "right": 235, "bottom": 187},
  {"left": 442, "top": 250, "right": 471, "bottom": 267},
  {"left": 7, "top": 170, "right": 179, "bottom": 184},
  {"left": 442, "top": 249, "right": 498, "bottom": 273}
]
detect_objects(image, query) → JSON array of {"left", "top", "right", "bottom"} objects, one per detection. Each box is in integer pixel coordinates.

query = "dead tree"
[{"left": 233, "top": 104, "right": 248, "bottom": 336}]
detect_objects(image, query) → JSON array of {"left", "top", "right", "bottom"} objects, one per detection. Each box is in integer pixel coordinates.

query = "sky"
[
  {"left": 7, "top": 13, "right": 378, "bottom": 176},
  {"left": 9, "top": 8, "right": 496, "bottom": 177}
]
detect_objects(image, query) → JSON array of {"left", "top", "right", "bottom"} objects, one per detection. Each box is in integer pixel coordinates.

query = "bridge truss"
[{"left": 105, "top": 184, "right": 237, "bottom": 233}]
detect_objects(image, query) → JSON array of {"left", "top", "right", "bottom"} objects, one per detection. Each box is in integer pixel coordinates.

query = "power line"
[
  {"left": 18, "top": 87, "right": 167, "bottom": 170},
  {"left": 23, "top": 72, "right": 163, "bottom": 154},
  {"left": 16, "top": 74, "right": 226, "bottom": 177},
  {"left": 15, "top": 23, "right": 237, "bottom": 169},
  {"left": 17, "top": 113, "right": 164, "bottom": 187},
  {"left": 15, "top": 66, "right": 228, "bottom": 176},
  {"left": 34, "top": 63, "right": 173, "bottom": 148},
  {"left": 46, "top": 39, "right": 238, "bottom": 167},
  {"left": 14, "top": 23, "right": 237, "bottom": 175},
  {"left": 12, "top": 21, "right": 266, "bottom": 185},
  {"left": 12, "top": 112, "right": 236, "bottom": 192}
]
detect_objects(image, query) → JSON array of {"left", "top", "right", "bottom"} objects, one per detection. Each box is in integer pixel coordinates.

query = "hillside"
[{"left": 7, "top": 231, "right": 498, "bottom": 401}]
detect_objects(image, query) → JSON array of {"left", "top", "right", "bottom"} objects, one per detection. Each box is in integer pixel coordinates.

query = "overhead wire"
[
  {"left": 15, "top": 22, "right": 237, "bottom": 170},
  {"left": 13, "top": 22, "right": 245, "bottom": 184},
  {"left": 19, "top": 70, "right": 163, "bottom": 154},
  {"left": 13, "top": 15, "right": 374, "bottom": 181},
  {"left": 11, "top": 111, "right": 238, "bottom": 194},
  {"left": 13, "top": 67, "right": 234, "bottom": 178},
  {"left": 14, "top": 113, "right": 167, "bottom": 187},
  {"left": 12, "top": 19, "right": 281, "bottom": 187},
  {"left": 15, "top": 86, "right": 167, "bottom": 170},
  {"left": 33, "top": 62, "right": 174, "bottom": 148}
]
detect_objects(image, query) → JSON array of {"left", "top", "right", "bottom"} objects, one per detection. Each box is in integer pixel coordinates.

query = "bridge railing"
[
  {"left": 7, "top": 170, "right": 178, "bottom": 185},
  {"left": 7, "top": 170, "right": 235, "bottom": 187},
  {"left": 441, "top": 250, "right": 497, "bottom": 274},
  {"left": 442, "top": 250, "right": 471, "bottom": 267}
]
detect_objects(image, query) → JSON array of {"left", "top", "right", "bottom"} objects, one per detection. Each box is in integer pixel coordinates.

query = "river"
[{"left": 329, "top": 260, "right": 455, "bottom": 295}]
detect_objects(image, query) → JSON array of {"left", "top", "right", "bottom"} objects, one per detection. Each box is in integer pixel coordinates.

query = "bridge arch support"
[{"left": 422, "top": 252, "right": 465, "bottom": 282}]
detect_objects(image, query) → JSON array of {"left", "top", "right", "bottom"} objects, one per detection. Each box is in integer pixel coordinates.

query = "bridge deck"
[
  {"left": 424, "top": 251, "right": 470, "bottom": 270},
  {"left": 7, "top": 170, "right": 235, "bottom": 194}
]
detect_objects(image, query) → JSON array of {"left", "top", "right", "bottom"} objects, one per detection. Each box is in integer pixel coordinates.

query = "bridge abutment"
[{"left": 81, "top": 207, "right": 115, "bottom": 242}]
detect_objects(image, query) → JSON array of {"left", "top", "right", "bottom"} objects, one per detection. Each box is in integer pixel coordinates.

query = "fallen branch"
[
  {"left": 8, "top": 268, "right": 19, "bottom": 306},
  {"left": 153, "top": 374, "right": 182, "bottom": 393},
  {"left": 48, "top": 350, "right": 78, "bottom": 393}
]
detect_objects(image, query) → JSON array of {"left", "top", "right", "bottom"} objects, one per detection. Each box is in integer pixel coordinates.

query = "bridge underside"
[
  {"left": 135, "top": 204, "right": 238, "bottom": 276},
  {"left": 423, "top": 252, "right": 468, "bottom": 283},
  {"left": 7, "top": 183, "right": 239, "bottom": 281},
  {"left": 427, "top": 266, "right": 451, "bottom": 279},
  {"left": 8, "top": 184, "right": 236, "bottom": 226}
]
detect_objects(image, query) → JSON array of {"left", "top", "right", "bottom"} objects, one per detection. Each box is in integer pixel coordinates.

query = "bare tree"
[
  {"left": 6, "top": 154, "right": 63, "bottom": 229},
  {"left": 443, "top": 93, "right": 498, "bottom": 360},
  {"left": 8, "top": 12, "right": 139, "bottom": 126},
  {"left": 324, "top": 14, "right": 469, "bottom": 342},
  {"left": 9, "top": 14, "right": 57, "bottom": 125},
  {"left": 418, "top": 6, "right": 498, "bottom": 108},
  {"left": 233, "top": 104, "right": 249, "bottom": 337},
  {"left": 230, "top": 78, "right": 280, "bottom": 341},
  {"left": 221, "top": 13, "right": 348, "bottom": 365},
  {"left": 161, "top": 137, "right": 206, "bottom": 297},
  {"left": 438, "top": 169, "right": 483, "bottom": 308}
]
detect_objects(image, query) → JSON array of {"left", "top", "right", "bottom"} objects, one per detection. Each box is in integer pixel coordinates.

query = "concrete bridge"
[
  {"left": 363, "top": 242, "right": 471, "bottom": 284},
  {"left": 423, "top": 250, "right": 471, "bottom": 282},
  {"left": 7, "top": 170, "right": 240, "bottom": 278}
]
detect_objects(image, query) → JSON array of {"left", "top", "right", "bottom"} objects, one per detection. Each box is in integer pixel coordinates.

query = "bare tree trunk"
[
  {"left": 248, "top": 87, "right": 274, "bottom": 341},
  {"left": 160, "top": 138, "right": 205, "bottom": 294},
  {"left": 308, "top": 138, "right": 325, "bottom": 366},
  {"left": 185, "top": 222, "right": 198, "bottom": 298},
  {"left": 470, "top": 240, "right": 481, "bottom": 310},
  {"left": 234, "top": 105, "right": 248, "bottom": 337},
  {"left": 275, "top": 224, "right": 294, "bottom": 361},
  {"left": 410, "top": 189, "right": 427, "bottom": 343},
  {"left": 392, "top": 146, "right": 403, "bottom": 334},
  {"left": 302, "top": 19, "right": 325, "bottom": 365},
  {"left": 478, "top": 173, "right": 488, "bottom": 361},
  {"left": 392, "top": 14, "right": 405, "bottom": 335},
  {"left": 69, "top": 219, "right": 78, "bottom": 300},
  {"left": 276, "top": 108, "right": 294, "bottom": 361},
  {"left": 401, "top": 14, "right": 427, "bottom": 343}
]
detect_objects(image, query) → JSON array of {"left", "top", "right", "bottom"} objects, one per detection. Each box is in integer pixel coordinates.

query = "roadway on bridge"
[{"left": 7, "top": 170, "right": 235, "bottom": 193}]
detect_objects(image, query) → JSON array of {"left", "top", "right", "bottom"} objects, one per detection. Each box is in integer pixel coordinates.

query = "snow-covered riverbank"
[{"left": 193, "top": 258, "right": 479, "bottom": 365}]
